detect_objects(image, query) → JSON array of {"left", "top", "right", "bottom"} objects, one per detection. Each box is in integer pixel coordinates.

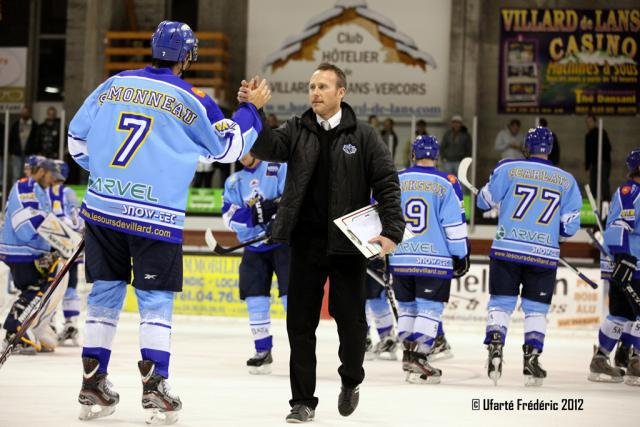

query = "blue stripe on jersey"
[{"left": 79, "top": 203, "right": 183, "bottom": 244}]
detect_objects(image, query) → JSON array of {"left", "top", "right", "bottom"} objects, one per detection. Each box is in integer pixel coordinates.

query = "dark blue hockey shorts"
[
  {"left": 5, "top": 261, "right": 47, "bottom": 291},
  {"left": 609, "top": 279, "right": 640, "bottom": 320},
  {"left": 84, "top": 222, "right": 183, "bottom": 292},
  {"left": 366, "top": 257, "right": 386, "bottom": 300},
  {"left": 489, "top": 258, "right": 556, "bottom": 304},
  {"left": 238, "top": 245, "right": 289, "bottom": 300},
  {"left": 392, "top": 274, "right": 452, "bottom": 303}
]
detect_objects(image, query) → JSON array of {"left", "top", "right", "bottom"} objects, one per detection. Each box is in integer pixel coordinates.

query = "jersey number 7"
[
  {"left": 512, "top": 184, "right": 561, "bottom": 225},
  {"left": 110, "top": 112, "right": 154, "bottom": 168}
]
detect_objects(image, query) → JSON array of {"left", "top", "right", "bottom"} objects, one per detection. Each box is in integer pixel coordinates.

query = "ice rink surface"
[{"left": 0, "top": 314, "right": 637, "bottom": 427}]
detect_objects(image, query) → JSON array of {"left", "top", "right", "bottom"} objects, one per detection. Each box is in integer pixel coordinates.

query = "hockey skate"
[
  {"left": 486, "top": 331, "right": 503, "bottom": 386},
  {"left": 78, "top": 357, "right": 119, "bottom": 420},
  {"left": 402, "top": 341, "right": 416, "bottom": 379},
  {"left": 523, "top": 344, "right": 547, "bottom": 387},
  {"left": 588, "top": 346, "right": 624, "bottom": 383},
  {"left": 428, "top": 334, "right": 453, "bottom": 362},
  {"left": 614, "top": 342, "right": 631, "bottom": 368},
  {"left": 139, "top": 360, "right": 182, "bottom": 425},
  {"left": 407, "top": 351, "right": 441, "bottom": 384},
  {"left": 2, "top": 331, "right": 39, "bottom": 355},
  {"left": 373, "top": 335, "right": 399, "bottom": 361},
  {"left": 364, "top": 335, "right": 375, "bottom": 361},
  {"left": 58, "top": 319, "right": 80, "bottom": 347},
  {"left": 247, "top": 349, "right": 273, "bottom": 375},
  {"left": 624, "top": 354, "right": 640, "bottom": 386}
]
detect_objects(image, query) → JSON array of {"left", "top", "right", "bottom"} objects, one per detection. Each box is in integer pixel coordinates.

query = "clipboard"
[{"left": 333, "top": 204, "right": 414, "bottom": 259}]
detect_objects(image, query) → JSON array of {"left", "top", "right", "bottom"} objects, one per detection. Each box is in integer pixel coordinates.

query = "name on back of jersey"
[{"left": 98, "top": 86, "right": 198, "bottom": 125}]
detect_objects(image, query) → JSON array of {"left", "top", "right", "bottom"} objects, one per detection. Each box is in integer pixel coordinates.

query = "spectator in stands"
[
  {"left": 585, "top": 114, "right": 611, "bottom": 201},
  {"left": 35, "top": 106, "right": 61, "bottom": 158},
  {"left": 539, "top": 117, "right": 560, "bottom": 166},
  {"left": 193, "top": 162, "right": 214, "bottom": 188},
  {"left": 368, "top": 115, "right": 381, "bottom": 136},
  {"left": 8, "top": 106, "right": 38, "bottom": 182},
  {"left": 440, "top": 115, "right": 471, "bottom": 175},
  {"left": 381, "top": 118, "right": 398, "bottom": 160},
  {"left": 267, "top": 113, "right": 280, "bottom": 129},
  {"left": 495, "top": 118, "right": 524, "bottom": 159}
]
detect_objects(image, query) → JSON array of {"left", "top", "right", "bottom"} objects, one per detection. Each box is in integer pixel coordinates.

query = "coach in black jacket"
[{"left": 246, "top": 63, "right": 404, "bottom": 423}]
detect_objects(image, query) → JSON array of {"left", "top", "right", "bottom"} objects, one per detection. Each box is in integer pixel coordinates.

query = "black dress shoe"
[{"left": 338, "top": 385, "right": 359, "bottom": 416}]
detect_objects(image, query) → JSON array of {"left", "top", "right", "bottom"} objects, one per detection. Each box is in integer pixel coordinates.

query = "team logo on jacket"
[
  {"left": 622, "top": 186, "right": 631, "bottom": 195},
  {"left": 266, "top": 163, "right": 280, "bottom": 176},
  {"left": 496, "top": 225, "right": 505, "bottom": 240},
  {"left": 343, "top": 144, "right": 357, "bottom": 155},
  {"left": 250, "top": 179, "right": 259, "bottom": 187},
  {"left": 447, "top": 174, "right": 457, "bottom": 184}
]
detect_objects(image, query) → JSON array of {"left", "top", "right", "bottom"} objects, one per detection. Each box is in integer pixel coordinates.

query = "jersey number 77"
[{"left": 110, "top": 112, "right": 154, "bottom": 168}]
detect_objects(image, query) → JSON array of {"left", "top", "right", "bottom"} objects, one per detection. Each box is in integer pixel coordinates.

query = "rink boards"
[{"left": 116, "top": 255, "right": 604, "bottom": 329}]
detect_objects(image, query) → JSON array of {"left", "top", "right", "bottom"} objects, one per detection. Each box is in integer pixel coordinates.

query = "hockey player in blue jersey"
[
  {"left": 0, "top": 157, "right": 57, "bottom": 355},
  {"left": 477, "top": 127, "right": 582, "bottom": 386},
  {"left": 222, "top": 151, "right": 288, "bottom": 375},
  {"left": 388, "top": 135, "right": 469, "bottom": 384},
  {"left": 45, "top": 160, "right": 84, "bottom": 347},
  {"left": 588, "top": 149, "right": 640, "bottom": 386},
  {"left": 67, "top": 20, "right": 270, "bottom": 423}
]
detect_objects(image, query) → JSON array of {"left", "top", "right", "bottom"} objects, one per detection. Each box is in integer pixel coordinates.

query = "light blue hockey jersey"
[
  {"left": 601, "top": 180, "right": 640, "bottom": 279},
  {"left": 68, "top": 66, "right": 262, "bottom": 243},
  {"left": 477, "top": 158, "right": 581, "bottom": 268},
  {"left": 0, "top": 178, "right": 51, "bottom": 263},
  {"left": 49, "top": 184, "right": 83, "bottom": 231},
  {"left": 389, "top": 166, "right": 468, "bottom": 278},
  {"left": 222, "top": 161, "right": 287, "bottom": 252}
]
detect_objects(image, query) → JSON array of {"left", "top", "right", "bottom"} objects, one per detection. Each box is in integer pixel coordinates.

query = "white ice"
[{"left": 0, "top": 315, "right": 637, "bottom": 427}]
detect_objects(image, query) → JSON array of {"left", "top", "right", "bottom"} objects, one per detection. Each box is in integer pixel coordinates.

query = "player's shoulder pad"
[
  {"left": 619, "top": 181, "right": 640, "bottom": 204},
  {"left": 213, "top": 118, "right": 239, "bottom": 138},
  {"left": 17, "top": 178, "right": 35, "bottom": 193}
]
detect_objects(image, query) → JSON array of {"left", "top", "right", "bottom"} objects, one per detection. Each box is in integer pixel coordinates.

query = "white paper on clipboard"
[{"left": 334, "top": 204, "right": 414, "bottom": 258}]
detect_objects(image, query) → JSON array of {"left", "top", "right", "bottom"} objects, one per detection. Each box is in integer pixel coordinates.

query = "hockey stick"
[
  {"left": 0, "top": 239, "right": 85, "bottom": 370},
  {"left": 585, "top": 228, "right": 611, "bottom": 258},
  {"left": 204, "top": 228, "right": 270, "bottom": 255},
  {"left": 366, "top": 267, "right": 399, "bottom": 321},
  {"left": 457, "top": 157, "right": 598, "bottom": 289},
  {"left": 585, "top": 184, "right": 607, "bottom": 238}
]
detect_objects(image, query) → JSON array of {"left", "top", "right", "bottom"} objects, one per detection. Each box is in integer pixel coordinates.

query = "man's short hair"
[
  {"left": 416, "top": 119, "right": 427, "bottom": 127},
  {"left": 587, "top": 114, "right": 597, "bottom": 122},
  {"left": 315, "top": 63, "right": 347, "bottom": 88},
  {"left": 539, "top": 118, "right": 548, "bottom": 127},
  {"left": 509, "top": 119, "right": 521, "bottom": 127}
]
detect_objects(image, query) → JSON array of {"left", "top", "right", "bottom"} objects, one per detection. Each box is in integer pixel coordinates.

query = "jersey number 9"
[{"left": 405, "top": 197, "right": 429, "bottom": 235}]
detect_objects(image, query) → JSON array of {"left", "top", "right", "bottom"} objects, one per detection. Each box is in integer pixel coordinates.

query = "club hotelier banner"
[{"left": 499, "top": 8, "right": 640, "bottom": 115}]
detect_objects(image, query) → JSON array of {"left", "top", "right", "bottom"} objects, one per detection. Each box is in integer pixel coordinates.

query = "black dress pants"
[{"left": 287, "top": 236, "right": 368, "bottom": 409}]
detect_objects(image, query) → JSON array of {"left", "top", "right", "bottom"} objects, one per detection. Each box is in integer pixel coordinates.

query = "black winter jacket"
[{"left": 251, "top": 102, "right": 404, "bottom": 254}]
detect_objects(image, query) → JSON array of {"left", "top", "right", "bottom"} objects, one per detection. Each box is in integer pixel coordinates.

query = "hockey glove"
[
  {"left": 452, "top": 255, "right": 470, "bottom": 278},
  {"left": 611, "top": 253, "right": 638, "bottom": 286},
  {"left": 251, "top": 199, "right": 278, "bottom": 225}
]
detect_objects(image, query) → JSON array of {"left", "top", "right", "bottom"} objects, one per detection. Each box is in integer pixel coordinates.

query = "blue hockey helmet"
[
  {"left": 151, "top": 21, "right": 198, "bottom": 63},
  {"left": 525, "top": 127, "right": 553, "bottom": 155},
  {"left": 626, "top": 149, "right": 640, "bottom": 173},
  {"left": 54, "top": 160, "right": 69, "bottom": 181},
  {"left": 412, "top": 135, "right": 439, "bottom": 160}
]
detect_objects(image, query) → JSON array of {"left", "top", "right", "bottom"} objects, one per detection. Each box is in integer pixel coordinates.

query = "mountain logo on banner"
[{"left": 262, "top": 0, "right": 437, "bottom": 73}]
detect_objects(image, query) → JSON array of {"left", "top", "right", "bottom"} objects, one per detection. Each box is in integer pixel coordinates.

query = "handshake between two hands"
[{"left": 237, "top": 76, "right": 271, "bottom": 110}]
